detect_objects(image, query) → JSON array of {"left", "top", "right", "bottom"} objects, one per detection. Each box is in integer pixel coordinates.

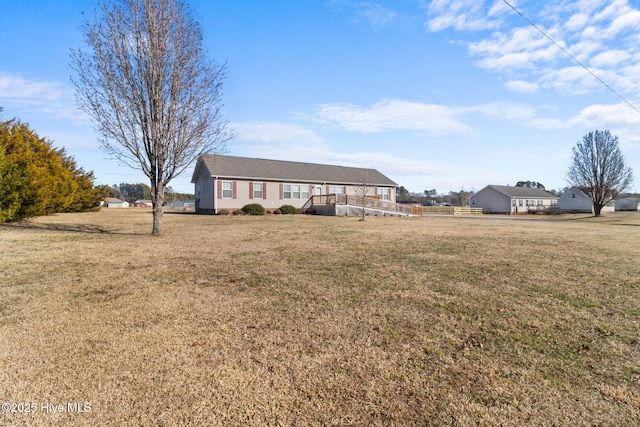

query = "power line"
[{"left": 501, "top": 0, "right": 640, "bottom": 116}]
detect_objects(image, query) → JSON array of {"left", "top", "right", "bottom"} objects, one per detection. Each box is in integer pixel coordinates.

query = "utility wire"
[{"left": 501, "top": 0, "right": 640, "bottom": 116}]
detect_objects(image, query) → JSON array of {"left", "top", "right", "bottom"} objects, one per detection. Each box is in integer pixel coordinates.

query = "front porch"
[{"left": 302, "top": 194, "right": 420, "bottom": 217}]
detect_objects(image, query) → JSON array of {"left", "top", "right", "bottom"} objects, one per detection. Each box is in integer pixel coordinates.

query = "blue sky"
[{"left": 1, "top": 0, "right": 639, "bottom": 195}]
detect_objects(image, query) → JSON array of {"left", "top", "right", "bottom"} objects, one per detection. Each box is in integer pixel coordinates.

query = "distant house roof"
[
  {"left": 104, "top": 197, "right": 125, "bottom": 203},
  {"left": 483, "top": 185, "right": 557, "bottom": 198},
  {"left": 191, "top": 154, "right": 398, "bottom": 186}
]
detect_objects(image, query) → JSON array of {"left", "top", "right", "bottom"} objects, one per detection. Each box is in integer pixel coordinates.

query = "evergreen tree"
[
  {"left": 59, "top": 148, "right": 104, "bottom": 212},
  {"left": 0, "top": 119, "right": 80, "bottom": 220},
  {"left": 0, "top": 137, "right": 24, "bottom": 222}
]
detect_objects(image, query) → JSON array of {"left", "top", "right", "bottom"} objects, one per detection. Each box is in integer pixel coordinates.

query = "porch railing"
[{"left": 303, "top": 194, "right": 415, "bottom": 215}]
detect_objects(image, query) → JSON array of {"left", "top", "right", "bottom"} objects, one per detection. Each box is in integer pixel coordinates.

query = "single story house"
[
  {"left": 191, "top": 154, "right": 398, "bottom": 214},
  {"left": 615, "top": 196, "right": 640, "bottom": 211},
  {"left": 558, "top": 187, "right": 615, "bottom": 213},
  {"left": 131, "top": 199, "right": 153, "bottom": 208},
  {"left": 469, "top": 185, "right": 558, "bottom": 214},
  {"left": 103, "top": 197, "right": 129, "bottom": 208}
]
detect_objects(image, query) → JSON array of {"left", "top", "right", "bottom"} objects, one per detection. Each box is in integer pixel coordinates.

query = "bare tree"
[
  {"left": 71, "top": 0, "right": 231, "bottom": 234},
  {"left": 353, "top": 177, "right": 376, "bottom": 220},
  {"left": 567, "top": 130, "right": 634, "bottom": 216}
]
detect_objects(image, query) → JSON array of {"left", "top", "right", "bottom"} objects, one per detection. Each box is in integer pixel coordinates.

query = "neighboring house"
[
  {"left": 103, "top": 197, "right": 129, "bottom": 208},
  {"left": 558, "top": 187, "right": 615, "bottom": 213},
  {"left": 131, "top": 199, "right": 153, "bottom": 208},
  {"left": 191, "top": 154, "right": 398, "bottom": 214},
  {"left": 615, "top": 196, "right": 640, "bottom": 211},
  {"left": 469, "top": 185, "right": 558, "bottom": 214}
]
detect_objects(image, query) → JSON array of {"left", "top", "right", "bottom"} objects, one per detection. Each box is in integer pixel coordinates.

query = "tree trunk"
[
  {"left": 593, "top": 203, "right": 603, "bottom": 217},
  {"left": 151, "top": 182, "right": 165, "bottom": 235}
]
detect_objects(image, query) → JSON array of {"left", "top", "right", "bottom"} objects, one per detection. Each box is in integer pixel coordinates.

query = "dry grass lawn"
[{"left": 1, "top": 209, "right": 639, "bottom": 426}]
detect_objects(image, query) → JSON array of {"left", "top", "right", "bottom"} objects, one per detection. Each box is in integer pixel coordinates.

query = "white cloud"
[
  {"left": 232, "top": 121, "right": 324, "bottom": 144},
  {"left": 0, "top": 72, "right": 86, "bottom": 122},
  {"left": 565, "top": 12, "right": 590, "bottom": 31},
  {"left": 425, "top": 0, "right": 506, "bottom": 31},
  {"left": 426, "top": 0, "right": 640, "bottom": 98},
  {"left": 464, "top": 102, "right": 568, "bottom": 129},
  {"left": 235, "top": 137, "right": 451, "bottom": 178},
  {"left": 354, "top": 2, "right": 396, "bottom": 28},
  {"left": 329, "top": 1, "right": 397, "bottom": 28},
  {"left": 504, "top": 80, "right": 539, "bottom": 93},
  {"left": 589, "top": 49, "right": 631, "bottom": 67},
  {"left": 309, "top": 99, "right": 470, "bottom": 134},
  {"left": 303, "top": 98, "right": 576, "bottom": 135},
  {"left": 570, "top": 102, "right": 640, "bottom": 126}
]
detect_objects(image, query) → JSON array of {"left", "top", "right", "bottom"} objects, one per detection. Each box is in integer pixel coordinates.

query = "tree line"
[
  {"left": 397, "top": 187, "right": 475, "bottom": 206},
  {"left": 105, "top": 183, "right": 193, "bottom": 203},
  {"left": 0, "top": 113, "right": 105, "bottom": 222}
]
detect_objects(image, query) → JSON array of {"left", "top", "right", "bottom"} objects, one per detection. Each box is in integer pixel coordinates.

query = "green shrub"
[
  {"left": 241, "top": 203, "right": 265, "bottom": 215},
  {"left": 279, "top": 204, "right": 297, "bottom": 215}
]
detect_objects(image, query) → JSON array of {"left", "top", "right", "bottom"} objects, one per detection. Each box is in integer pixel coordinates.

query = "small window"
[
  {"left": 253, "top": 182, "right": 263, "bottom": 199},
  {"left": 572, "top": 193, "right": 576, "bottom": 198},
  {"left": 222, "top": 181, "right": 233, "bottom": 199},
  {"left": 329, "top": 186, "right": 343, "bottom": 194}
]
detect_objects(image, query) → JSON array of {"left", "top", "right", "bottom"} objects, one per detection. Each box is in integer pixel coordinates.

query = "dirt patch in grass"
[{"left": 1, "top": 209, "right": 639, "bottom": 425}]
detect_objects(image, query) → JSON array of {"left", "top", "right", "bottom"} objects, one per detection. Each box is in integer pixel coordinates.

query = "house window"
[
  {"left": 329, "top": 186, "right": 343, "bottom": 194},
  {"left": 222, "top": 181, "right": 233, "bottom": 199},
  {"left": 378, "top": 187, "right": 390, "bottom": 200},
  {"left": 283, "top": 184, "right": 310, "bottom": 200},
  {"left": 253, "top": 182, "right": 263, "bottom": 199},
  {"left": 518, "top": 199, "right": 523, "bottom": 207},
  {"left": 572, "top": 193, "right": 576, "bottom": 198}
]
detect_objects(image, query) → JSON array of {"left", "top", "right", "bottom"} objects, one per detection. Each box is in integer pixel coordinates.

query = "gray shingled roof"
[
  {"left": 487, "top": 185, "right": 557, "bottom": 198},
  {"left": 192, "top": 155, "right": 397, "bottom": 186}
]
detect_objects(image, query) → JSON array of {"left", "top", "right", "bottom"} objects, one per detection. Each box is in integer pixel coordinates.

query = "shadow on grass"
[
  {"left": 0, "top": 221, "right": 143, "bottom": 235},
  {"left": 164, "top": 210, "right": 197, "bottom": 215}
]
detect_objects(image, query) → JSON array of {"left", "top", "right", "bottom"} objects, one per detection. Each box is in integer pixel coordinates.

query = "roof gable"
[{"left": 191, "top": 155, "right": 397, "bottom": 186}]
